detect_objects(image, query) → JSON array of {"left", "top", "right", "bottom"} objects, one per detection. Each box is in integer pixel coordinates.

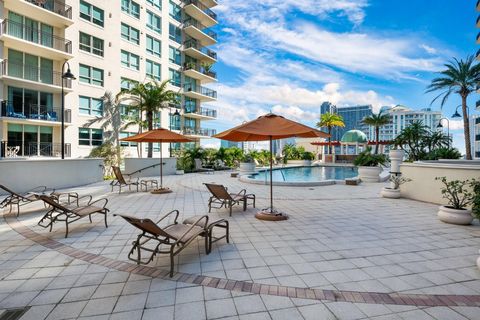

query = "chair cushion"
[{"left": 164, "top": 224, "right": 204, "bottom": 243}]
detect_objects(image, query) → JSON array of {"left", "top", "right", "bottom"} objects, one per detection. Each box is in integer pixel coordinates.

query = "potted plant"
[
  {"left": 301, "top": 151, "right": 314, "bottom": 166},
  {"left": 436, "top": 177, "right": 475, "bottom": 225},
  {"left": 239, "top": 153, "right": 255, "bottom": 172},
  {"left": 381, "top": 175, "right": 411, "bottom": 199},
  {"left": 353, "top": 147, "right": 387, "bottom": 182},
  {"left": 201, "top": 62, "right": 215, "bottom": 78},
  {"left": 175, "top": 153, "right": 186, "bottom": 175}
]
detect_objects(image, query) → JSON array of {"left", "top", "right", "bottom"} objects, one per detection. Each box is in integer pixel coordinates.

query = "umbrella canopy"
[
  {"left": 213, "top": 113, "right": 329, "bottom": 218},
  {"left": 121, "top": 128, "right": 192, "bottom": 192}
]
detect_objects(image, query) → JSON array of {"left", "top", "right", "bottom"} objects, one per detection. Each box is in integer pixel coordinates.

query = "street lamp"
[
  {"left": 437, "top": 117, "right": 450, "bottom": 148},
  {"left": 169, "top": 106, "right": 180, "bottom": 157},
  {"left": 61, "top": 61, "right": 76, "bottom": 159}
]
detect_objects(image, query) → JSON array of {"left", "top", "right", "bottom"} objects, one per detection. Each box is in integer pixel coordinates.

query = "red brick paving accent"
[{"left": 4, "top": 213, "right": 480, "bottom": 307}]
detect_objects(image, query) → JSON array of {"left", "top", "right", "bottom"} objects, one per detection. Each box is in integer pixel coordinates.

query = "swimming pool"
[{"left": 242, "top": 166, "right": 358, "bottom": 186}]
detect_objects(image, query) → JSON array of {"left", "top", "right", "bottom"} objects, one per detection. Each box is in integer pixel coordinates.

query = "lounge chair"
[
  {"left": 37, "top": 194, "right": 109, "bottom": 238},
  {"left": 114, "top": 211, "right": 209, "bottom": 277},
  {"left": 111, "top": 166, "right": 158, "bottom": 193},
  {"left": 0, "top": 184, "right": 48, "bottom": 216},
  {"left": 183, "top": 215, "right": 229, "bottom": 253},
  {"left": 194, "top": 159, "right": 214, "bottom": 174},
  {"left": 204, "top": 183, "right": 255, "bottom": 216}
]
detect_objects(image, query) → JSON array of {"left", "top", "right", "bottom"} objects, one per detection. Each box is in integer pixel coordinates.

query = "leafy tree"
[
  {"left": 393, "top": 121, "right": 429, "bottom": 161},
  {"left": 316, "top": 112, "right": 344, "bottom": 154},
  {"left": 88, "top": 142, "right": 121, "bottom": 178},
  {"left": 426, "top": 55, "right": 480, "bottom": 160},
  {"left": 117, "top": 79, "right": 178, "bottom": 158},
  {"left": 362, "top": 111, "right": 390, "bottom": 154}
]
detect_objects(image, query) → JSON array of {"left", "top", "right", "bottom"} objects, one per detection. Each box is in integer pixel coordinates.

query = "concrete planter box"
[
  {"left": 287, "top": 160, "right": 311, "bottom": 166},
  {"left": 381, "top": 187, "right": 401, "bottom": 198},
  {"left": 239, "top": 162, "right": 255, "bottom": 172},
  {"left": 358, "top": 166, "right": 381, "bottom": 182},
  {"left": 437, "top": 205, "right": 473, "bottom": 225},
  {"left": 175, "top": 170, "right": 184, "bottom": 175}
]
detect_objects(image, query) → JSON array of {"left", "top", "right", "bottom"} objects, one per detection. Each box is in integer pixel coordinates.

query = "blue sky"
[{"left": 203, "top": 0, "right": 478, "bottom": 152}]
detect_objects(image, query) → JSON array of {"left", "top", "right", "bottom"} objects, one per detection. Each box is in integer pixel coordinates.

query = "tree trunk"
[
  {"left": 374, "top": 126, "right": 379, "bottom": 154},
  {"left": 147, "top": 111, "right": 153, "bottom": 158},
  {"left": 328, "top": 127, "right": 332, "bottom": 155},
  {"left": 461, "top": 95, "right": 472, "bottom": 160}
]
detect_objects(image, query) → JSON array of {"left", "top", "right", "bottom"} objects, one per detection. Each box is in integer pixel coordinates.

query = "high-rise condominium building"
[
  {"left": 334, "top": 105, "right": 372, "bottom": 141},
  {"left": 0, "top": 0, "right": 218, "bottom": 158},
  {"left": 471, "top": 114, "right": 480, "bottom": 159},
  {"left": 370, "top": 105, "right": 442, "bottom": 142}
]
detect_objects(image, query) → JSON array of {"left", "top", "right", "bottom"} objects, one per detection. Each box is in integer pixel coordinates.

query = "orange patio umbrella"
[
  {"left": 213, "top": 113, "right": 329, "bottom": 220},
  {"left": 121, "top": 128, "right": 192, "bottom": 193}
]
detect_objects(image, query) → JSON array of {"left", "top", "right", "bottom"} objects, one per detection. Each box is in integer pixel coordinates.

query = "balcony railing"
[
  {"left": 183, "top": 83, "right": 217, "bottom": 98},
  {"left": 0, "top": 19, "right": 72, "bottom": 54},
  {"left": 26, "top": 142, "right": 71, "bottom": 157},
  {"left": 183, "top": 62, "right": 217, "bottom": 79},
  {"left": 184, "top": 106, "right": 217, "bottom": 118},
  {"left": 0, "top": 101, "right": 71, "bottom": 123},
  {"left": 476, "top": 117, "right": 480, "bottom": 124},
  {"left": 184, "top": 39, "right": 217, "bottom": 60},
  {"left": 183, "top": 18, "right": 217, "bottom": 40},
  {"left": 0, "top": 60, "right": 72, "bottom": 88},
  {"left": 24, "top": 0, "right": 73, "bottom": 19},
  {"left": 183, "top": 127, "right": 216, "bottom": 136},
  {"left": 183, "top": 0, "right": 217, "bottom": 21}
]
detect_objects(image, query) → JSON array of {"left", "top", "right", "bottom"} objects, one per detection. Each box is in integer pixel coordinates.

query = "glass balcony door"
[{"left": 7, "top": 123, "right": 53, "bottom": 157}]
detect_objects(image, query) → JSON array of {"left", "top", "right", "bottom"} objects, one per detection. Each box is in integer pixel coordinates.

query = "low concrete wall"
[
  {"left": 124, "top": 158, "right": 176, "bottom": 178},
  {"left": 0, "top": 159, "right": 104, "bottom": 195},
  {"left": 400, "top": 161, "right": 480, "bottom": 205}
]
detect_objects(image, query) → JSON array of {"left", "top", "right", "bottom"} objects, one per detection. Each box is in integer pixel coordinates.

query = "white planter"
[
  {"left": 381, "top": 187, "right": 401, "bottom": 199},
  {"left": 239, "top": 162, "right": 255, "bottom": 172},
  {"left": 175, "top": 170, "right": 184, "bottom": 175},
  {"left": 302, "top": 160, "right": 312, "bottom": 166},
  {"left": 437, "top": 206, "right": 473, "bottom": 225},
  {"left": 389, "top": 149, "right": 405, "bottom": 162},
  {"left": 358, "top": 166, "right": 381, "bottom": 182}
]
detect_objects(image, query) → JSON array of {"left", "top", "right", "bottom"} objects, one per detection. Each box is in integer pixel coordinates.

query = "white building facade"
[{"left": 0, "top": 0, "right": 218, "bottom": 158}]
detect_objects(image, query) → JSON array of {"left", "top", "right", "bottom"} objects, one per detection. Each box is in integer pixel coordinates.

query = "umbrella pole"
[
  {"left": 269, "top": 136, "right": 273, "bottom": 212},
  {"left": 160, "top": 140, "right": 163, "bottom": 189}
]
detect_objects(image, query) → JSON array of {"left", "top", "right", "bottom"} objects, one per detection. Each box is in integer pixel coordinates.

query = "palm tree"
[
  {"left": 316, "top": 112, "right": 345, "bottom": 154},
  {"left": 362, "top": 111, "right": 390, "bottom": 154},
  {"left": 117, "top": 79, "right": 178, "bottom": 158},
  {"left": 394, "top": 121, "right": 429, "bottom": 161},
  {"left": 426, "top": 55, "right": 480, "bottom": 160}
]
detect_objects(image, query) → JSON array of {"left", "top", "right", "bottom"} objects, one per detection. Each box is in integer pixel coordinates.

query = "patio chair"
[
  {"left": 204, "top": 183, "right": 255, "bottom": 216},
  {"left": 111, "top": 166, "right": 158, "bottom": 193},
  {"left": 194, "top": 159, "right": 214, "bottom": 174},
  {"left": 183, "top": 215, "right": 229, "bottom": 254},
  {"left": 114, "top": 211, "right": 209, "bottom": 277},
  {"left": 214, "top": 159, "right": 232, "bottom": 171},
  {"left": 37, "top": 194, "right": 109, "bottom": 238},
  {"left": 0, "top": 184, "right": 48, "bottom": 216}
]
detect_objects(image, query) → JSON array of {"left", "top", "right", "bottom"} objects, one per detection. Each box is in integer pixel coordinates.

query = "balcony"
[
  {"left": 183, "top": 18, "right": 217, "bottom": 46},
  {"left": 183, "top": 39, "right": 217, "bottom": 63},
  {"left": 0, "top": 60, "right": 73, "bottom": 93},
  {"left": 0, "top": 19, "right": 73, "bottom": 60},
  {"left": 183, "top": 127, "right": 216, "bottom": 138},
  {"left": 183, "top": 83, "right": 217, "bottom": 102},
  {"left": 478, "top": 15, "right": 480, "bottom": 28},
  {"left": 183, "top": 62, "right": 217, "bottom": 83},
  {"left": 3, "top": 0, "right": 73, "bottom": 27},
  {"left": 184, "top": 106, "right": 217, "bottom": 120},
  {"left": 183, "top": 0, "right": 217, "bottom": 28},
  {"left": 477, "top": 32, "right": 480, "bottom": 44},
  {"left": 476, "top": 117, "right": 480, "bottom": 124},
  {"left": 198, "top": 0, "right": 217, "bottom": 8},
  {"left": 477, "top": 100, "right": 480, "bottom": 110},
  {"left": 2, "top": 142, "right": 71, "bottom": 158},
  {"left": 0, "top": 101, "right": 72, "bottom": 124},
  {"left": 478, "top": 0, "right": 480, "bottom": 11}
]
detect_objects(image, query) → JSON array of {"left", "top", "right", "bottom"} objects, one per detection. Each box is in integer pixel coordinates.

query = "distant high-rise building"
[
  {"left": 471, "top": 115, "right": 480, "bottom": 159},
  {"left": 220, "top": 140, "right": 240, "bottom": 149},
  {"left": 320, "top": 101, "right": 337, "bottom": 116},
  {"left": 334, "top": 105, "right": 373, "bottom": 141}
]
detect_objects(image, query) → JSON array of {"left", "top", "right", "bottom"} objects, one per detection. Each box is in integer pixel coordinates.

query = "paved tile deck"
[{"left": 1, "top": 172, "right": 479, "bottom": 319}]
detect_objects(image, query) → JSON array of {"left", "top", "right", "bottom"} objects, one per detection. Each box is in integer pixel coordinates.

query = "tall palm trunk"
[
  {"left": 328, "top": 126, "right": 332, "bottom": 155},
  {"left": 375, "top": 126, "right": 380, "bottom": 154},
  {"left": 146, "top": 110, "right": 153, "bottom": 158},
  {"left": 461, "top": 95, "right": 472, "bottom": 160}
]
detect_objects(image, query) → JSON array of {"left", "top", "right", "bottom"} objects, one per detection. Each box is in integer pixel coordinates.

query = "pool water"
[{"left": 249, "top": 166, "right": 358, "bottom": 182}]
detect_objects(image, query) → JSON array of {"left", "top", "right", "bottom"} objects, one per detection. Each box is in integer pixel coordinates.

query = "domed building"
[{"left": 340, "top": 129, "right": 368, "bottom": 155}]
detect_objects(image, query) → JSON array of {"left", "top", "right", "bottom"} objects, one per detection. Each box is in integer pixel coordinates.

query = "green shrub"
[
  {"left": 88, "top": 142, "right": 122, "bottom": 179},
  {"left": 301, "top": 151, "right": 315, "bottom": 161},
  {"left": 435, "top": 176, "right": 475, "bottom": 210},
  {"left": 353, "top": 147, "right": 387, "bottom": 167}
]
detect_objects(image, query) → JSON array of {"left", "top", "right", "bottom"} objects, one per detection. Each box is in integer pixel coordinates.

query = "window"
[
  {"left": 120, "top": 77, "right": 137, "bottom": 90},
  {"left": 119, "top": 104, "right": 139, "bottom": 117},
  {"left": 169, "top": 1, "right": 181, "bottom": 22},
  {"left": 121, "top": 50, "right": 140, "bottom": 70},
  {"left": 120, "top": 132, "right": 138, "bottom": 147},
  {"left": 79, "top": 32, "right": 104, "bottom": 56},
  {"left": 79, "top": 96, "right": 103, "bottom": 116},
  {"left": 121, "top": 23, "right": 140, "bottom": 45},
  {"left": 169, "top": 69, "right": 181, "bottom": 87},
  {"left": 147, "top": 0, "right": 161, "bottom": 10},
  {"left": 146, "top": 35, "right": 161, "bottom": 58},
  {"left": 169, "top": 46, "right": 181, "bottom": 65},
  {"left": 169, "top": 23, "right": 181, "bottom": 43},
  {"left": 79, "top": 128, "right": 103, "bottom": 146},
  {"left": 79, "top": 64, "right": 104, "bottom": 86},
  {"left": 121, "top": 0, "right": 140, "bottom": 18},
  {"left": 146, "top": 60, "right": 161, "bottom": 80},
  {"left": 170, "top": 113, "right": 181, "bottom": 130},
  {"left": 80, "top": 0, "right": 104, "bottom": 27},
  {"left": 147, "top": 10, "right": 161, "bottom": 34}
]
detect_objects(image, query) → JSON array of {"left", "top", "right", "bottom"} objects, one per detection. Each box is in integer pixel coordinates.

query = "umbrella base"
[
  {"left": 151, "top": 187, "right": 172, "bottom": 194},
  {"left": 255, "top": 208, "right": 288, "bottom": 221}
]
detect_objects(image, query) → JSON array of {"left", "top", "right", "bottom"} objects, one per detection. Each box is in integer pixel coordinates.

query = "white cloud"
[
  {"left": 448, "top": 119, "right": 465, "bottom": 130},
  {"left": 420, "top": 44, "right": 437, "bottom": 55}
]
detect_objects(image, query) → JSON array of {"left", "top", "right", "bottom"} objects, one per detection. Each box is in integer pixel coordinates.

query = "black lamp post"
[
  {"left": 61, "top": 61, "right": 76, "bottom": 159},
  {"left": 169, "top": 107, "right": 181, "bottom": 157},
  {"left": 437, "top": 117, "right": 450, "bottom": 147}
]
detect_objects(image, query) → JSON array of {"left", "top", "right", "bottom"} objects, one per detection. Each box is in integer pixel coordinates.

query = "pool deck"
[{"left": 1, "top": 171, "right": 479, "bottom": 320}]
